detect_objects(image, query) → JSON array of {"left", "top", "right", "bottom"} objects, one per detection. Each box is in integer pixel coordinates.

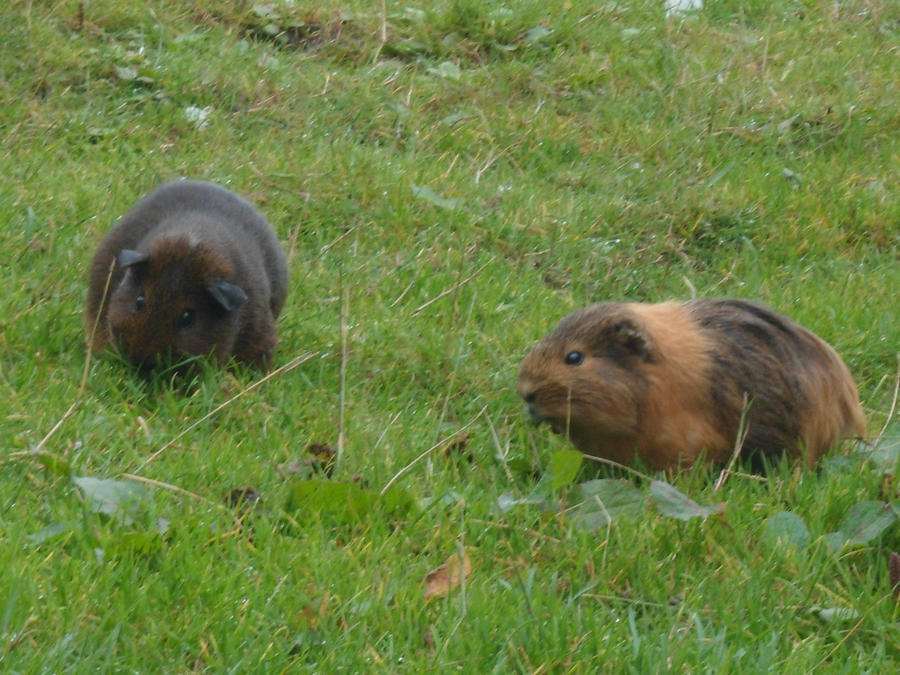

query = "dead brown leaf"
[
  {"left": 443, "top": 432, "right": 473, "bottom": 462},
  {"left": 308, "top": 442, "right": 336, "bottom": 463},
  {"left": 424, "top": 550, "right": 472, "bottom": 601},
  {"left": 276, "top": 441, "right": 337, "bottom": 479},
  {"left": 224, "top": 486, "right": 262, "bottom": 509}
]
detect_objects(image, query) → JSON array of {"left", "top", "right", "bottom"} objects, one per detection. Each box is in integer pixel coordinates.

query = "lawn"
[{"left": 1, "top": 0, "right": 898, "bottom": 670}]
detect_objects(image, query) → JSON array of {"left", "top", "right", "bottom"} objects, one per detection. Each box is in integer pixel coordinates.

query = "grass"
[{"left": 1, "top": 0, "right": 898, "bottom": 670}]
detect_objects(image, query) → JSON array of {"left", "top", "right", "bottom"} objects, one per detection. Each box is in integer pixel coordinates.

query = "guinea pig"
[
  {"left": 85, "top": 179, "right": 289, "bottom": 370},
  {"left": 517, "top": 298, "right": 866, "bottom": 470}
]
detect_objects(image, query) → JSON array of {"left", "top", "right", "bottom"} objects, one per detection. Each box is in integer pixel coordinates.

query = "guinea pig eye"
[
  {"left": 177, "top": 309, "right": 196, "bottom": 330},
  {"left": 134, "top": 294, "right": 145, "bottom": 312},
  {"left": 564, "top": 350, "right": 585, "bottom": 366}
]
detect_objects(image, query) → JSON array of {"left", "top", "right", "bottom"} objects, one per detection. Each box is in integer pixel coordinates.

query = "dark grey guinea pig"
[{"left": 85, "top": 179, "right": 288, "bottom": 370}]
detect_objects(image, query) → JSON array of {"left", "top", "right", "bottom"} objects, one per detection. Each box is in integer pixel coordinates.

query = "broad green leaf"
[
  {"left": 497, "top": 492, "right": 522, "bottom": 512},
  {"left": 859, "top": 420, "right": 900, "bottom": 470},
  {"left": 812, "top": 606, "right": 860, "bottom": 623},
  {"left": 573, "top": 479, "right": 645, "bottom": 531},
  {"left": 550, "top": 449, "right": 583, "bottom": 489},
  {"left": 380, "top": 484, "right": 416, "bottom": 515},
  {"left": 665, "top": 0, "right": 705, "bottom": 17},
  {"left": 403, "top": 8, "right": 426, "bottom": 22},
  {"left": 385, "top": 39, "right": 428, "bottom": 56},
  {"left": 173, "top": 31, "right": 205, "bottom": 44},
  {"left": 822, "top": 455, "right": 856, "bottom": 473},
  {"left": 387, "top": 100, "right": 409, "bottom": 117},
  {"left": 252, "top": 4, "right": 278, "bottom": 20},
  {"left": 428, "top": 61, "right": 461, "bottom": 81},
  {"left": 290, "top": 629, "right": 327, "bottom": 656},
  {"left": 650, "top": 480, "right": 724, "bottom": 521},
  {"left": 114, "top": 66, "right": 138, "bottom": 81},
  {"left": 441, "top": 111, "right": 473, "bottom": 127},
  {"left": 823, "top": 531, "right": 846, "bottom": 554},
  {"left": 836, "top": 500, "right": 896, "bottom": 547},
  {"left": 72, "top": 476, "right": 150, "bottom": 524},
  {"left": 411, "top": 185, "right": 462, "bottom": 210},
  {"left": 28, "top": 521, "right": 77, "bottom": 545},
  {"left": 285, "top": 480, "right": 413, "bottom": 524},
  {"left": 496, "top": 492, "right": 554, "bottom": 513},
  {"left": 28, "top": 449, "right": 72, "bottom": 478},
  {"left": 523, "top": 26, "right": 552, "bottom": 43},
  {"left": 107, "top": 531, "right": 164, "bottom": 556},
  {"left": 763, "top": 511, "right": 809, "bottom": 550},
  {"left": 503, "top": 457, "right": 534, "bottom": 474}
]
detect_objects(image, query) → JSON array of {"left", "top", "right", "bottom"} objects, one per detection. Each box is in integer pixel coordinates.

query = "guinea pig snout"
[
  {"left": 526, "top": 403, "right": 546, "bottom": 424},
  {"left": 107, "top": 324, "right": 128, "bottom": 356},
  {"left": 524, "top": 400, "right": 565, "bottom": 436},
  {"left": 518, "top": 380, "right": 546, "bottom": 424},
  {"left": 521, "top": 395, "right": 543, "bottom": 421},
  {"left": 518, "top": 381, "right": 535, "bottom": 405}
]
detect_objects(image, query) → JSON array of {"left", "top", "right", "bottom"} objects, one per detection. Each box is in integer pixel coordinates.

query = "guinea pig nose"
[
  {"left": 527, "top": 404, "right": 546, "bottom": 424},
  {"left": 523, "top": 392, "right": 536, "bottom": 404}
]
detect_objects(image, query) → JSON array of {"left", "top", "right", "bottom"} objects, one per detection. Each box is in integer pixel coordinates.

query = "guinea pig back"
[
  {"left": 517, "top": 298, "right": 866, "bottom": 470},
  {"left": 85, "top": 180, "right": 289, "bottom": 369}
]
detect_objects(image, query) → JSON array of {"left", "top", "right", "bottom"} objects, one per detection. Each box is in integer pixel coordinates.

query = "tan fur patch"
[{"left": 623, "top": 303, "right": 732, "bottom": 467}]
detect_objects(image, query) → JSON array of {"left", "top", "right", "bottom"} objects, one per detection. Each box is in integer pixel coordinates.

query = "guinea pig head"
[
  {"left": 106, "top": 234, "right": 248, "bottom": 369},
  {"left": 517, "top": 304, "right": 654, "bottom": 454}
]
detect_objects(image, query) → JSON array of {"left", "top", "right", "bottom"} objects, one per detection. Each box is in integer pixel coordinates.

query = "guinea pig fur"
[
  {"left": 517, "top": 298, "right": 866, "bottom": 470},
  {"left": 85, "top": 179, "right": 289, "bottom": 370}
]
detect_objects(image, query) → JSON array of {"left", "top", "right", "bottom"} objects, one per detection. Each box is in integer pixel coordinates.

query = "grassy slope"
[{"left": 1, "top": 0, "right": 897, "bottom": 670}]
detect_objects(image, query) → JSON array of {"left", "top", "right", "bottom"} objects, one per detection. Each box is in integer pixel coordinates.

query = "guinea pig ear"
[
  {"left": 611, "top": 319, "right": 652, "bottom": 359},
  {"left": 118, "top": 249, "right": 148, "bottom": 268},
  {"left": 208, "top": 279, "right": 248, "bottom": 312}
]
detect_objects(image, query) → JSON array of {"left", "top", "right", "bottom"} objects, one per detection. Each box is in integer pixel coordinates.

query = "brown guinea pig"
[
  {"left": 518, "top": 298, "right": 866, "bottom": 470},
  {"left": 85, "top": 179, "right": 289, "bottom": 370}
]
